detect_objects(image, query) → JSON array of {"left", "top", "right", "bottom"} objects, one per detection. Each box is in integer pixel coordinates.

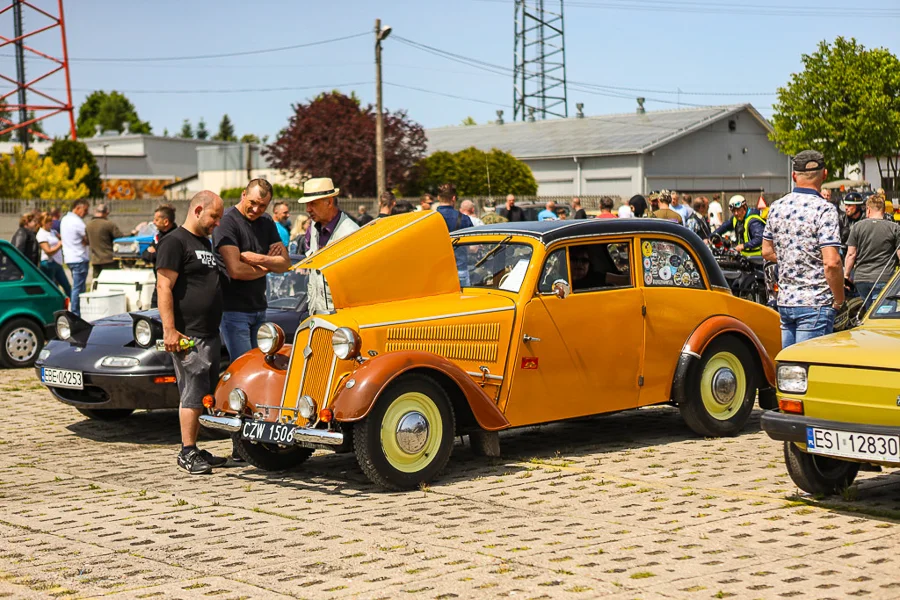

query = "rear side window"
[
  {"left": 0, "top": 248, "right": 23, "bottom": 282},
  {"left": 640, "top": 239, "right": 704, "bottom": 289}
]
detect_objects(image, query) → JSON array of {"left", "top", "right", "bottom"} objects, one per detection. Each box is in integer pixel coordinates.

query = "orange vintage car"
[{"left": 201, "top": 211, "right": 781, "bottom": 489}]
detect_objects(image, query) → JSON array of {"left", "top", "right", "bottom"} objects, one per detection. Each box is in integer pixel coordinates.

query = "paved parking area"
[{"left": 2, "top": 368, "right": 900, "bottom": 599}]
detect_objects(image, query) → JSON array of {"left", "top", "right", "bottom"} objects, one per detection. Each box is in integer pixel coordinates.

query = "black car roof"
[{"left": 451, "top": 218, "right": 729, "bottom": 289}]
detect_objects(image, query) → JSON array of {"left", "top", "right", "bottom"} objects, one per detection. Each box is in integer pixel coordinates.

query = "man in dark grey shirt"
[{"left": 845, "top": 195, "right": 900, "bottom": 310}]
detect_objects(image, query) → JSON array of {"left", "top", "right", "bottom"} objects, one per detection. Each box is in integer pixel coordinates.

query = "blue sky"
[{"left": 3, "top": 0, "right": 898, "bottom": 139}]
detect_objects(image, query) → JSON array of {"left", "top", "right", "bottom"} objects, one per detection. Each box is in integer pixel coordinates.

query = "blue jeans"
[
  {"left": 66, "top": 261, "right": 89, "bottom": 316},
  {"left": 219, "top": 310, "right": 267, "bottom": 361},
  {"left": 778, "top": 305, "right": 836, "bottom": 348},
  {"left": 854, "top": 281, "right": 886, "bottom": 312},
  {"left": 41, "top": 260, "right": 71, "bottom": 297}
]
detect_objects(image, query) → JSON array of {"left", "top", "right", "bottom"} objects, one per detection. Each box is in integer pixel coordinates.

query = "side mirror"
[{"left": 552, "top": 279, "right": 570, "bottom": 299}]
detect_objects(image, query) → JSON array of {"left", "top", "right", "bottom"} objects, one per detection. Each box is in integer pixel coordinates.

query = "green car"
[{"left": 0, "top": 239, "right": 66, "bottom": 368}]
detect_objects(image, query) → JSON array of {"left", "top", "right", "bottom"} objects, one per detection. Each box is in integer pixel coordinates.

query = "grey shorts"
[{"left": 172, "top": 336, "right": 221, "bottom": 409}]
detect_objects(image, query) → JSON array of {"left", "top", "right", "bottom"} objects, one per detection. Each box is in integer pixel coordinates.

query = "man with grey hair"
[
  {"left": 85, "top": 202, "right": 124, "bottom": 279},
  {"left": 459, "top": 199, "right": 484, "bottom": 227},
  {"left": 762, "top": 150, "right": 843, "bottom": 347},
  {"left": 300, "top": 177, "right": 359, "bottom": 314},
  {"left": 155, "top": 190, "right": 226, "bottom": 475}
]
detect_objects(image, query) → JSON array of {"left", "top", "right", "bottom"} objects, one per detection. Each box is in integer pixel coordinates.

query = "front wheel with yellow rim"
[
  {"left": 353, "top": 374, "right": 455, "bottom": 490},
  {"left": 679, "top": 336, "right": 757, "bottom": 437}
]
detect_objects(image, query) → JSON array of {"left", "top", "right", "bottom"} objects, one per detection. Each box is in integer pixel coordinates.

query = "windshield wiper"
[{"left": 474, "top": 236, "right": 513, "bottom": 269}]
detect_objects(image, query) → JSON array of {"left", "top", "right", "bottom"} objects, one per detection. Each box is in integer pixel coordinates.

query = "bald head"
[
  {"left": 186, "top": 190, "right": 224, "bottom": 236},
  {"left": 189, "top": 190, "right": 221, "bottom": 210},
  {"left": 460, "top": 199, "right": 476, "bottom": 215}
]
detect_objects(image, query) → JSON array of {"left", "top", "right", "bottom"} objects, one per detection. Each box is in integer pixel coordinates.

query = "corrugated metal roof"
[{"left": 426, "top": 104, "right": 771, "bottom": 159}]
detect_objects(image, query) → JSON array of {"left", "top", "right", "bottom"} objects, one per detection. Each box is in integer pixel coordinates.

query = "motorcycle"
[{"left": 708, "top": 234, "right": 771, "bottom": 307}]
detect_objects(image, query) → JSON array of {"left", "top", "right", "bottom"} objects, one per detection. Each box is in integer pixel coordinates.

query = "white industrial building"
[{"left": 426, "top": 103, "right": 790, "bottom": 198}]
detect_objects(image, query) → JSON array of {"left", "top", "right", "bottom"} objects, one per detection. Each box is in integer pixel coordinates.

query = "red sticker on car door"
[{"left": 521, "top": 357, "right": 539, "bottom": 369}]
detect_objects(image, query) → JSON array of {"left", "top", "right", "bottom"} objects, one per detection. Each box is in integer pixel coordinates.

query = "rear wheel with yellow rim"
[
  {"left": 679, "top": 336, "right": 757, "bottom": 437},
  {"left": 354, "top": 374, "right": 455, "bottom": 490}
]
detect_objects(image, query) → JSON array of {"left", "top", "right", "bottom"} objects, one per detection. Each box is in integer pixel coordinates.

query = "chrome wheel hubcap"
[
  {"left": 6, "top": 327, "right": 37, "bottom": 362},
  {"left": 395, "top": 411, "right": 429, "bottom": 454},
  {"left": 711, "top": 368, "right": 737, "bottom": 405}
]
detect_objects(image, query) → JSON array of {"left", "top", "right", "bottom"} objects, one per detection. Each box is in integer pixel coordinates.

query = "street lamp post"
[{"left": 375, "top": 18, "right": 392, "bottom": 199}]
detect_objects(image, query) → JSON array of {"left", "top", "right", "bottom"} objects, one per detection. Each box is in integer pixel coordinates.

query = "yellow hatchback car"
[
  {"left": 201, "top": 211, "right": 781, "bottom": 489},
  {"left": 762, "top": 271, "right": 900, "bottom": 495}
]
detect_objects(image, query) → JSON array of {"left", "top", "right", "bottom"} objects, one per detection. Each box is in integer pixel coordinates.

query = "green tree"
[
  {"left": 409, "top": 147, "right": 536, "bottom": 197},
  {"left": 239, "top": 133, "right": 261, "bottom": 143},
  {"left": 213, "top": 114, "right": 237, "bottom": 142},
  {"left": 76, "top": 90, "right": 151, "bottom": 138},
  {"left": 771, "top": 37, "right": 900, "bottom": 179},
  {"left": 0, "top": 146, "right": 89, "bottom": 199},
  {"left": 46, "top": 139, "right": 103, "bottom": 198},
  {"left": 460, "top": 116, "right": 477, "bottom": 126},
  {"left": 179, "top": 118, "right": 194, "bottom": 139},
  {"left": 196, "top": 117, "right": 209, "bottom": 140}
]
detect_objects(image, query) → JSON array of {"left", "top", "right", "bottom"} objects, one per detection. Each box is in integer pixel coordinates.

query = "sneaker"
[
  {"left": 178, "top": 448, "right": 213, "bottom": 475},
  {"left": 198, "top": 449, "right": 227, "bottom": 468}
]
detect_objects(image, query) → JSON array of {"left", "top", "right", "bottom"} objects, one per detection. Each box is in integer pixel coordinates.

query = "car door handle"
[{"left": 523, "top": 334, "right": 541, "bottom": 343}]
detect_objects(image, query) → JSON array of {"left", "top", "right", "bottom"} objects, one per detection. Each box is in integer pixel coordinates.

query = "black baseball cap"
[{"left": 792, "top": 150, "right": 825, "bottom": 172}]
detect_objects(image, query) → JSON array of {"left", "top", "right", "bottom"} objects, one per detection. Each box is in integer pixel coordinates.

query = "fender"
[
  {"left": 672, "top": 315, "right": 777, "bottom": 404},
  {"left": 331, "top": 351, "right": 510, "bottom": 431},
  {"left": 213, "top": 346, "right": 292, "bottom": 420}
]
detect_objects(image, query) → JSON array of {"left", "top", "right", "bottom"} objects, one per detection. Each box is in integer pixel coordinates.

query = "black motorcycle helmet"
[{"left": 843, "top": 192, "right": 864, "bottom": 206}]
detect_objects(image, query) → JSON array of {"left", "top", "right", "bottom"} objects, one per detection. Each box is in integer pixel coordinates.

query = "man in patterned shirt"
[{"left": 762, "top": 150, "right": 844, "bottom": 347}]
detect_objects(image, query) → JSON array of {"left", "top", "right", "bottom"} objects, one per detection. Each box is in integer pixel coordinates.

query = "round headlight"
[
  {"left": 56, "top": 315, "right": 71, "bottom": 341},
  {"left": 134, "top": 319, "right": 153, "bottom": 347},
  {"left": 298, "top": 395, "right": 317, "bottom": 420},
  {"left": 228, "top": 388, "right": 247, "bottom": 412},
  {"left": 256, "top": 322, "right": 285, "bottom": 356},
  {"left": 332, "top": 327, "right": 361, "bottom": 360}
]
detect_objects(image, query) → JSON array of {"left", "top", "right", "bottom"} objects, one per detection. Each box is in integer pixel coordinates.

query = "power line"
[
  {"left": 470, "top": 0, "right": 900, "bottom": 18},
  {"left": 0, "top": 32, "right": 369, "bottom": 63},
  {"left": 45, "top": 82, "right": 373, "bottom": 95},
  {"left": 395, "top": 35, "right": 772, "bottom": 103},
  {"left": 384, "top": 82, "right": 500, "bottom": 106}
]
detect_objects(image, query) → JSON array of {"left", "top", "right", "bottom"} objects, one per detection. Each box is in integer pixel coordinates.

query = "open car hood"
[
  {"left": 294, "top": 211, "right": 461, "bottom": 309},
  {"left": 778, "top": 326, "right": 900, "bottom": 371}
]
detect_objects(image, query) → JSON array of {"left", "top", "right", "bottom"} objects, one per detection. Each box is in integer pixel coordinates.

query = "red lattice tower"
[{"left": 0, "top": 0, "right": 75, "bottom": 146}]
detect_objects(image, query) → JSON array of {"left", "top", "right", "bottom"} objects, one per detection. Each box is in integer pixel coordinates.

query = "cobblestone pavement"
[{"left": 2, "top": 369, "right": 900, "bottom": 599}]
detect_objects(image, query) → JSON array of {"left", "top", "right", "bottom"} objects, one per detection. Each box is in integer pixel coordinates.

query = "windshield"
[
  {"left": 266, "top": 270, "right": 308, "bottom": 310},
  {"left": 136, "top": 223, "right": 157, "bottom": 237},
  {"left": 869, "top": 275, "right": 900, "bottom": 320},
  {"left": 458, "top": 242, "right": 533, "bottom": 293}
]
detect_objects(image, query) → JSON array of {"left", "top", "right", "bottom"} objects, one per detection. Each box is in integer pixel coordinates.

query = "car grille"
[
  {"left": 300, "top": 328, "right": 333, "bottom": 403},
  {"left": 281, "top": 323, "right": 352, "bottom": 423},
  {"left": 51, "top": 385, "right": 110, "bottom": 404}
]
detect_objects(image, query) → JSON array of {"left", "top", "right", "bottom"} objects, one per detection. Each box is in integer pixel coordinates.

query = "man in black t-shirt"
[
  {"left": 212, "top": 178, "right": 290, "bottom": 362},
  {"left": 141, "top": 204, "right": 177, "bottom": 308},
  {"left": 496, "top": 194, "right": 526, "bottom": 222},
  {"left": 156, "top": 191, "right": 226, "bottom": 475}
]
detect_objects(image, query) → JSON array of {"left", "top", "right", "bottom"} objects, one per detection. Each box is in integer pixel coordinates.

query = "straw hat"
[{"left": 298, "top": 177, "right": 340, "bottom": 203}]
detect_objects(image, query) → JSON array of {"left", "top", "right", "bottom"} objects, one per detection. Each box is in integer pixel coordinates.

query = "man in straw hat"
[{"left": 299, "top": 177, "right": 359, "bottom": 314}]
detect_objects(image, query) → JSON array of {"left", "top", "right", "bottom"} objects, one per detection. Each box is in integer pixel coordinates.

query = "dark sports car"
[{"left": 34, "top": 271, "right": 308, "bottom": 420}]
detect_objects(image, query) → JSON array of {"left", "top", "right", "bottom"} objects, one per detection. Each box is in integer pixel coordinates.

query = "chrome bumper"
[
  {"left": 199, "top": 415, "right": 242, "bottom": 432},
  {"left": 198, "top": 414, "right": 344, "bottom": 446}
]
